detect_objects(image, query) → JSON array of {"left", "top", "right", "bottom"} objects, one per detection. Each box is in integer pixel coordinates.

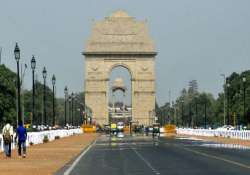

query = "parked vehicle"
[
  {"left": 117, "top": 122, "right": 124, "bottom": 132},
  {"left": 216, "top": 125, "right": 235, "bottom": 131}
]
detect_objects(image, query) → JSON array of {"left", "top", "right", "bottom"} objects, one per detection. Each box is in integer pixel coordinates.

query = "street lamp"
[
  {"left": 194, "top": 97, "right": 198, "bottom": 127},
  {"left": 189, "top": 103, "right": 192, "bottom": 127},
  {"left": 52, "top": 74, "right": 56, "bottom": 126},
  {"left": 243, "top": 76, "right": 246, "bottom": 125},
  {"left": 226, "top": 79, "right": 230, "bottom": 126},
  {"left": 31, "top": 55, "right": 36, "bottom": 126},
  {"left": 64, "top": 86, "right": 68, "bottom": 126},
  {"left": 68, "top": 95, "right": 72, "bottom": 126},
  {"left": 71, "top": 92, "right": 74, "bottom": 126},
  {"left": 42, "top": 67, "right": 47, "bottom": 126},
  {"left": 181, "top": 100, "right": 184, "bottom": 127},
  {"left": 14, "top": 43, "right": 22, "bottom": 125},
  {"left": 204, "top": 99, "right": 207, "bottom": 129},
  {"left": 221, "top": 74, "right": 226, "bottom": 125}
]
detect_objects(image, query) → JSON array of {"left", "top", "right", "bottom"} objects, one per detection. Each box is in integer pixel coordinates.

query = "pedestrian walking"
[
  {"left": 2, "top": 120, "right": 14, "bottom": 158},
  {"left": 15, "top": 121, "right": 27, "bottom": 158}
]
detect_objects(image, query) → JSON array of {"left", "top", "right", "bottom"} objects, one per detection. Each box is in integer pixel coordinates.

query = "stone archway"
[{"left": 83, "top": 10, "right": 157, "bottom": 126}]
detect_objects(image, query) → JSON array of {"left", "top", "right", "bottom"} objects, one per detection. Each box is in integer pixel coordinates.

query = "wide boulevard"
[{"left": 62, "top": 134, "right": 250, "bottom": 175}]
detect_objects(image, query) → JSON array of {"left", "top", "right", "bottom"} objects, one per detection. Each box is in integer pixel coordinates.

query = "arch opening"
[{"left": 108, "top": 65, "right": 132, "bottom": 125}]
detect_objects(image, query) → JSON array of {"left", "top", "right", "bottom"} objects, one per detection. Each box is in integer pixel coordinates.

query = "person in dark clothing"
[
  {"left": 15, "top": 121, "right": 27, "bottom": 158},
  {"left": 145, "top": 127, "right": 149, "bottom": 136}
]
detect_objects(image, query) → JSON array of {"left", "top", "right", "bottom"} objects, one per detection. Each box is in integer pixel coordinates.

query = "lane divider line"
[
  {"left": 64, "top": 139, "right": 97, "bottom": 175},
  {"left": 159, "top": 138, "right": 250, "bottom": 170},
  {"left": 132, "top": 147, "right": 161, "bottom": 175},
  {"left": 183, "top": 147, "right": 250, "bottom": 170}
]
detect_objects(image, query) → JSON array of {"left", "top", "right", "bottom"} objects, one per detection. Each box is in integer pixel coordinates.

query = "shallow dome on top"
[
  {"left": 113, "top": 77, "right": 125, "bottom": 88},
  {"left": 110, "top": 10, "right": 131, "bottom": 18},
  {"left": 84, "top": 10, "right": 156, "bottom": 54},
  {"left": 112, "top": 77, "right": 126, "bottom": 92}
]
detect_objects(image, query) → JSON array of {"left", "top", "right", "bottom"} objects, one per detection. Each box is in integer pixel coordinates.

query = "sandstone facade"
[{"left": 83, "top": 10, "right": 157, "bottom": 126}]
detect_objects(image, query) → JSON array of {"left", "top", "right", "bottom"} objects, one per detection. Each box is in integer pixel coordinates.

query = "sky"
[{"left": 0, "top": 0, "right": 250, "bottom": 106}]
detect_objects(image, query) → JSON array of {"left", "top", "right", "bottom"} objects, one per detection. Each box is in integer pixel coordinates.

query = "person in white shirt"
[{"left": 2, "top": 120, "right": 14, "bottom": 158}]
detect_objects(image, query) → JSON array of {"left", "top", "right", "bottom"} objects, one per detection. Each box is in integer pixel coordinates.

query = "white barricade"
[
  {"left": 177, "top": 128, "right": 250, "bottom": 140},
  {"left": 0, "top": 129, "right": 83, "bottom": 152}
]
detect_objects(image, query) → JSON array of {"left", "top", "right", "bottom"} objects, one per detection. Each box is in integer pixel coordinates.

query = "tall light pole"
[
  {"left": 189, "top": 103, "right": 192, "bottom": 127},
  {"left": 21, "top": 63, "right": 27, "bottom": 123},
  {"left": 226, "top": 79, "right": 230, "bottom": 126},
  {"left": 52, "top": 74, "right": 56, "bottom": 126},
  {"left": 195, "top": 97, "right": 198, "bottom": 127},
  {"left": 42, "top": 67, "right": 47, "bottom": 126},
  {"left": 221, "top": 74, "right": 226, "bottom": 125},
  {"left": 31, "top": 55, "right": 36, "bottom": 125},
  {"left": 181, "top": 100, "right": 184, "bottom": 127},
  {"left": 64, "top": 86, "right": 68, "bottom": 126},
  {"left": 204, "top": 99, "right": 207, "bottom": 129},
  {"left": 71, "top": 92, "right": 74, "bottom": 126},
  {"left": 14, "top": 43, "right": 22, "bottom": 125},
  {"left": 68, "top": 95, "right": 72, "bottom": 126},
  {"left": 243, "top": 76, "right": 246, "bottom": 125}
]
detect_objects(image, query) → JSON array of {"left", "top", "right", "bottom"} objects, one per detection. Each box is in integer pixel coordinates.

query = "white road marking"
[
  {"left": 160, "top": 138, "right": 250, "bottom": 170},
  {"left": 183, "top": 146, "right": 250, "bottom": 169},
  {"left": 132, "top": 147, "right": 161, "bottom": 175},
  {"left": 63, "top": 140, "right": 96, "bottom": 175}
]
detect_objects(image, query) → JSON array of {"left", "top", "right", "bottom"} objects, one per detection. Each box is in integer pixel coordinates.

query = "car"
[
  {"left": 117, "top": 132, "right": 124, "bottom": 138},
  {"left": 216, "top": 125, "right": 235, "bottom": 131},
  {"left": 148, "top": 127, "right": 153, "bottom": 132},
  {"left": 117, "top": 122, "right": 124, "bottom": 131}
]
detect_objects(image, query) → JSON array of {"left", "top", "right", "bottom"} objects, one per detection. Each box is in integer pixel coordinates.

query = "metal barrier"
[
  {"left": 177, "top": 128, "right": 250, "bottom": 140},
  {"left": 0, "top": 129, "right": 83, "bottom": 152}
]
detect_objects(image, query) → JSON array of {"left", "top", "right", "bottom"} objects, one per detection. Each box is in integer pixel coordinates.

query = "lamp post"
[
  {"left": 204, "top": 99, "right": 207, "bottom": 129},
  {"left": 226, "top": 79, "right": 230, "bottom": 126},
  {"left": 31, "top": 55, "right": 36, "bottom": 125},
  {"left": 14, "top": 43, "right": 22, "bottom": 125},
  {"left": 181, "top": 100, "right": 184, "bottom": 127},
  {"left": 71, "top": 92, "right": 74, "bottom": 126},
  {"left": 64, "top": 86, "right": 68, "bottom": 126},
  {"left": 221, "top": 74, "right": 226, "bottom": 125},
  {"left": 42, "top": 67, "right": 47, "bottom": 126},
  {"left": 243, "top": 76, "right": 246, "bottom": 125},
  {"left": 189, "top": 103, "right": 192, "bottom": 127},
  {"left": 68, "top": 95, "right": 72, "bottom": 126},
  {"left": 52, "top": 74, "right": 56, "bottom": 126},
  {"left": 195, "top": 97, "right": 198, "bottom": 127}
]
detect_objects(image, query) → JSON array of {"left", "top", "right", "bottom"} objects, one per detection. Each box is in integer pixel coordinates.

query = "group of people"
[{"left": 1, "top": 120, "right": 27, "bottom": 158}]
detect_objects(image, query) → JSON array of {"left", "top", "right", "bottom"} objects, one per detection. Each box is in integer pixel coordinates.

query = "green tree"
[
  {"left": 23, "top": 81, "right": 55, "bottom": 126},
  {"left": 0, "top": 65, "right": 16, "bottom": 128},
  {"left": 56, "top": 91, "right": 86, "bottom": 126},
  {"left": 225, "top": 70, "right": 250, "bottom": 125}
]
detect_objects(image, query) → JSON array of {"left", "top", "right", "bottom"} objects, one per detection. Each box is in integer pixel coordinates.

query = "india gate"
[{"left": 83, "top": 10, "right": 157, "bottom": 126}]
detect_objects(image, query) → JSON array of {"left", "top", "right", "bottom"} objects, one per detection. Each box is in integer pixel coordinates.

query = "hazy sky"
[{"left": 0, "top": 0, "right": 250, "bottom": 105}]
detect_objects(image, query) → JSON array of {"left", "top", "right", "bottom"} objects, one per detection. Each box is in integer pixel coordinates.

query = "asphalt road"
[{"left": 63, "top": 134, "right": 250, "bottom": 175}]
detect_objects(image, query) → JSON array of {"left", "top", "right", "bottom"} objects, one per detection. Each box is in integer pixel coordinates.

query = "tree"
[
  {"left": 23, "top": 81, "right": 55, "bottom": 125},
  {"left": 55, "top": 91, "right": 86, "bottom": 126},
  {"left": 225, "top": 71, "right": 250, "bottom": 125},
  {"left": 0, "top": 65, "right": 16, "bottom": 128}
]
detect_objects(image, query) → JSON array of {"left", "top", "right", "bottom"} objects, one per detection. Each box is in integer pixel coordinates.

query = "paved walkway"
[{"left": 0, "top": 133, "right": 97, "bottom": 175}]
